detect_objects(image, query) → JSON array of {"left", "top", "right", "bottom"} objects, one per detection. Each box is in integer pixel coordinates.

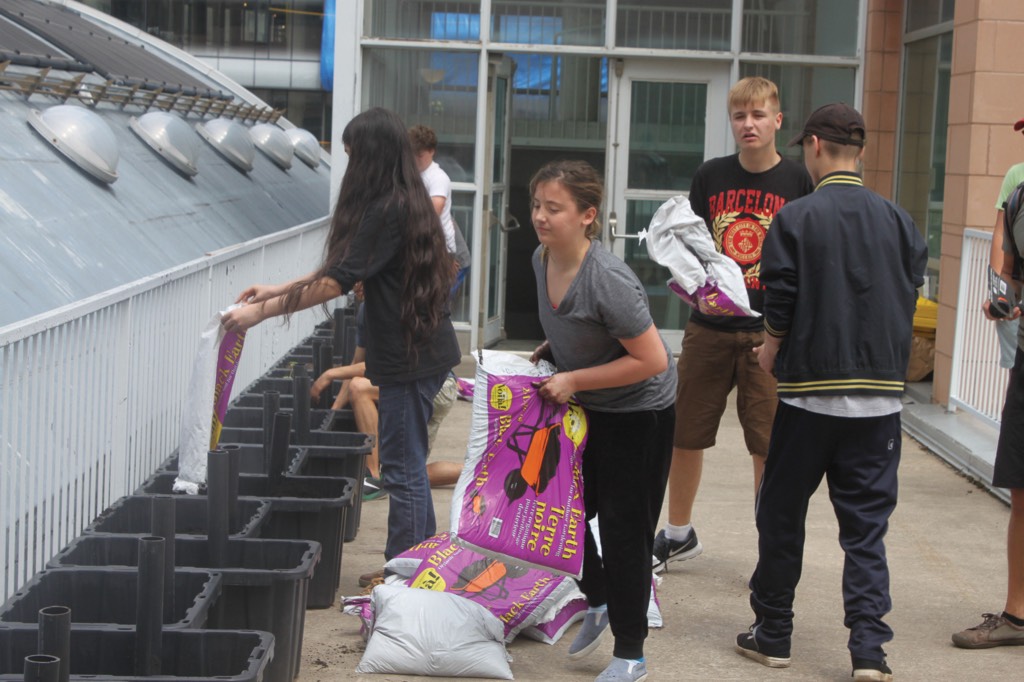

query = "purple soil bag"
[
  {"left": 520, "top": 593, "right": 587, "bottom": 644},
  {"left": 450, "top": 351, "right": 588, "bottom": 578},
  {"left": 667, "top": 279, "right": 750, "bottom": 317},
  {"left": 408, "top": 535, "right": 577, "bottom": 642}
]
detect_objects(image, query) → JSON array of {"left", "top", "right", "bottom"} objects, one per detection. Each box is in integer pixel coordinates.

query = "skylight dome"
[
  {"left": 28, "top": 105, "right": 119, "bottom": 184},
  {"left": 130, "top": 112, "right": 200, "bottom": 177},
  {"left": 250, "top": 123, "right": 294, "bottom": 170},
  {"left": 195, "top": 118, "right": 255, "bottom": 172},
  {"left": 286, "top": 128, "right": 322, "bottom": 169}
]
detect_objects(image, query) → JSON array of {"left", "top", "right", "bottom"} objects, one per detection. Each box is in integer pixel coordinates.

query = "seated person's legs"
[
  {"left": 350, "top": 375, "right": 381, "bottom": 477},
  {"left": 425, "top": 375, "right": 462, "bottom": 487}
]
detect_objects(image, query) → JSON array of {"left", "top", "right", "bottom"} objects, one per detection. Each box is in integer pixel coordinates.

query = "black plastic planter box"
[
  {"left": 134, "top": 475, "right": 353, "bottom": 610},
  {"left": 0, "top": 568, "right": 221, "bottom": 630},
  {"left": 0, "top": 625, "right": 273, "bottom": 682},
  {"left": 49, "top": 536, "right": 319, "bottom": 682},
  {"left": 84, "top": 496, "right": 267, "bottom": 538},
  {"left": 157, "top": 440, "right": 369, "bottom": 543},
  {"left": 220, "top": 406, "right": 358, "bottom": 436},
  {"left": 216, "top": 424, "right": 358, "bottom": 449},
  {"left": 157, "top": 445, "right": 306, "bottom": 476}
]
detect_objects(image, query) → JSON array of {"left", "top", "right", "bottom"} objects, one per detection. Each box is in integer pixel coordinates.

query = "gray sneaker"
[
  {"left": 595, "top": 657, "right": 648, "bottom": 682},
  {"left": 568, "top": 610, "right": 609, "bottom": 660},
  {"left": 952, "top": 612, "right": 1024, "bottom": 649}
]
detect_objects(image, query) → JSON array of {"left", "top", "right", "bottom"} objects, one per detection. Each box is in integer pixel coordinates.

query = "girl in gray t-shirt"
[{"left": 528, "top": 160, "right": 676, "bottom": 682}]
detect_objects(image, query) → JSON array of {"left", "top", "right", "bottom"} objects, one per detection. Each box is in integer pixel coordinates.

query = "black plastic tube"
[
  {"left": 269, "top": 411, "right": 292, "bottom": 488},
  {"left": 333, "top": 307, "right": 346, "bottom": 359},
  {"left": 149, "top": 496, "right": 176, "bottom": 618},
  {"left": 311, "top": 339, "right": 324, "bottom": 385},
  {"left": 317, "top": 342, "right": 334, "bottom": 409},
  {"left": 222, "top": 444, "right": 241, "bottom": 531},
  {"left": 262, "top": 391, "right": 281, "bottom": 473},
  {"left": 206, "top": 449, "right": 229, "bottom": 568},
  {"left": 134, "top": 536, "right": 164, "bottom": 677},
  {"left": 23, "top": 655, "right": 60, "bottom": 682},
  {"left": 36, "top": 606, "right": 69, "bottom": 682},
  {"left": 292, "top": 374, "right": 311, "bottom": 444}
]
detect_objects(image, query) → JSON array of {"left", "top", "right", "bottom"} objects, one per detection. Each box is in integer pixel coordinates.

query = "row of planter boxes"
[{"left": 0, "top": 313, "right": 371, "bottom": 681}]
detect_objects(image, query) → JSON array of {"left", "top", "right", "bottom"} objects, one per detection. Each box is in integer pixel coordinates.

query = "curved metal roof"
[{"left": 0, "top": 0, "right": 331, "bottom": 328}]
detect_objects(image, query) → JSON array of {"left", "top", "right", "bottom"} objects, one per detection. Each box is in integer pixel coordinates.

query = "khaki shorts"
[
  {"left": 427, "top": 375, "right": 458, "bottom": 453},
  {"left": 672, "top": 322, "right": 777, "bottom": 455}
]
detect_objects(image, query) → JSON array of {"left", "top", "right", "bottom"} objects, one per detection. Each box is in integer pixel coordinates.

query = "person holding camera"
[{"left": 952, "top": 117, "right": 1024, "bottom": 650}]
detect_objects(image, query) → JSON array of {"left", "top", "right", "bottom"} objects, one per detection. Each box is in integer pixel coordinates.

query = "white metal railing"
[
  {"left": 948, "top": 228, "right": 1009, "bottom": 428},
  {"left": 0, "top": 219, "right": 329, "bottom": 601}
]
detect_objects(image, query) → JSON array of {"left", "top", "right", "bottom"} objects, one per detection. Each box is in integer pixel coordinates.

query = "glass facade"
[
  {"left": 896, "top": 32, "right": 952, "bottom": 297},
  {"left": 362, "top": 48, "right": 478, "bottom": 181},
  {"left": 84, "top": 1, "right": 324, "bottom": 60},
  {"left": 740, "top": 62, "right": 858, "bottom": 153},
  {"left": 369, "top": 0, "right": 481, "bottom": 40},
  {"left": 249, "top": 88, "right": 332, "bottom": 144},
  {"left": 742, "top": 0, "right": 859, "bottom": 57},
  {"left": 906, "top": 0, "right": 955, "bottom": 34},
  {"left": 616, "top": 0, "right": 731, "bottom": 51},
  {"left": 492, "top": 0, "right": 604, "bottom": 46}
]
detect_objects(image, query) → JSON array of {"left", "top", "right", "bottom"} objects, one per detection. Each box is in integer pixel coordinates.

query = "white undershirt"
[{"left": 782, "top": 395, "right": 902, "bottom": 418}]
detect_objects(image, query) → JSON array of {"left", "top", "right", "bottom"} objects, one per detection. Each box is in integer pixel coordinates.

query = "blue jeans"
[{"left": 377, "top": 370, "right": 448, "bottom": 559}]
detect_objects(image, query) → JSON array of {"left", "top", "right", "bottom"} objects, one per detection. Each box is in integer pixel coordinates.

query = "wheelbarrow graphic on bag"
[
  {"left": 450, "top": 557, "right": 530, "bottom": 601},
  {"left": 503, "top": 401, "right": 563, "bottom": 501}
]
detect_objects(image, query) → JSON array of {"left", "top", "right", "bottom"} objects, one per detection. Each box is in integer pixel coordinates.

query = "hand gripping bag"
[
  {"left": 174, "top": 305, "right": 246, "bottom": 493},
  {"left": 642, "top": 195, "right": 759, "bottom": 317},
  {"left": 450, "top": 350, "right": 588, "bottom": 578}
]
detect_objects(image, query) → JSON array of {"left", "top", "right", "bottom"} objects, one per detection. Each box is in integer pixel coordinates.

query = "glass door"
[
  {"left": 606, "top": 59, "right": 730, "bottom": 349},
  {"left": 480, "top": 55, "right": 515, "bottom": 346}
]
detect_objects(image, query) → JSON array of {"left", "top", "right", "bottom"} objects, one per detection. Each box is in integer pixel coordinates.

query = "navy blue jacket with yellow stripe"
[{"left": 761, "top": 171, "right": 928, "bottom": 397}]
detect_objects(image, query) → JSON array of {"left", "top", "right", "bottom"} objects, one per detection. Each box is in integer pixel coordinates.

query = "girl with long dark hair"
[{"left": 222, "top": 107, "right": 461, "bottom": 561}]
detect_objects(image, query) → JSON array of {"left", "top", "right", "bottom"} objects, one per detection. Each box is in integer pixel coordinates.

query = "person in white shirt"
[{"left": 409, "top": 125, "right": 471, "bottom": 294}]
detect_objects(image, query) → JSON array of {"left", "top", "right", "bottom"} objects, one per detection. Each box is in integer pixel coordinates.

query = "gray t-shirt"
[
  {"left": 1001, "top": 182, "right": 1024, "bottom": 350},
  {"left": 533, "top": 240, "right": 676, "bottom": 412}
]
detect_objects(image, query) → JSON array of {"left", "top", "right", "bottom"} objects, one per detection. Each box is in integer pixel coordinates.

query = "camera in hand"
[{"left": 988, "top": 265, "right": 1015, "bottom": 318}]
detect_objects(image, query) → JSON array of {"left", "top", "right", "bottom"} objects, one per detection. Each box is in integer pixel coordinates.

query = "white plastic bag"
[
  {"left": 642, "top": 195, "right": 759, "bottom": 317},
  {"left": 174, "top": 304, "right": 245, "bottom": 494},
  {"left": 355, "top": 584, "right": 514, "bottom": 679}
]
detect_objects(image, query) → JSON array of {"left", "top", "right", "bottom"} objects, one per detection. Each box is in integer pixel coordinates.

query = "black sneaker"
[
  {"left": 851, "top": 657, "right": 892, "bottom": 682},
  {"left": 651, "top": 528, "right": 703, "bottom": 573},
  {"left": 362, "top": 476, "right": 387, "bottom": 501},
  {"left": 735, "top": 630, "right": 791, "bottom": 668}
]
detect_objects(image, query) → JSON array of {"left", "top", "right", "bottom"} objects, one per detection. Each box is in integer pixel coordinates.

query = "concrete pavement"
[{"left": 295, "top": 355, "right": 1019, "bottom": 681}]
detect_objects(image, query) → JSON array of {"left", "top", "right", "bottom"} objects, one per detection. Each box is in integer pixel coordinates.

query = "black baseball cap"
[{"left": 788, "top": 102, "right": 866, "bottom": 147}]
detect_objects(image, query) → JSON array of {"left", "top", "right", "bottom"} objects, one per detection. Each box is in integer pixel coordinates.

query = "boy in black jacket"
[{"left": 735, "top": 103, "right": 927, "bottom": 682}]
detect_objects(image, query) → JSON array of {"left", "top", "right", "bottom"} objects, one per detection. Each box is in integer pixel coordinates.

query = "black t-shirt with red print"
[{"left": 687, "top": 153, "right": 813, "bottom": 332}]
